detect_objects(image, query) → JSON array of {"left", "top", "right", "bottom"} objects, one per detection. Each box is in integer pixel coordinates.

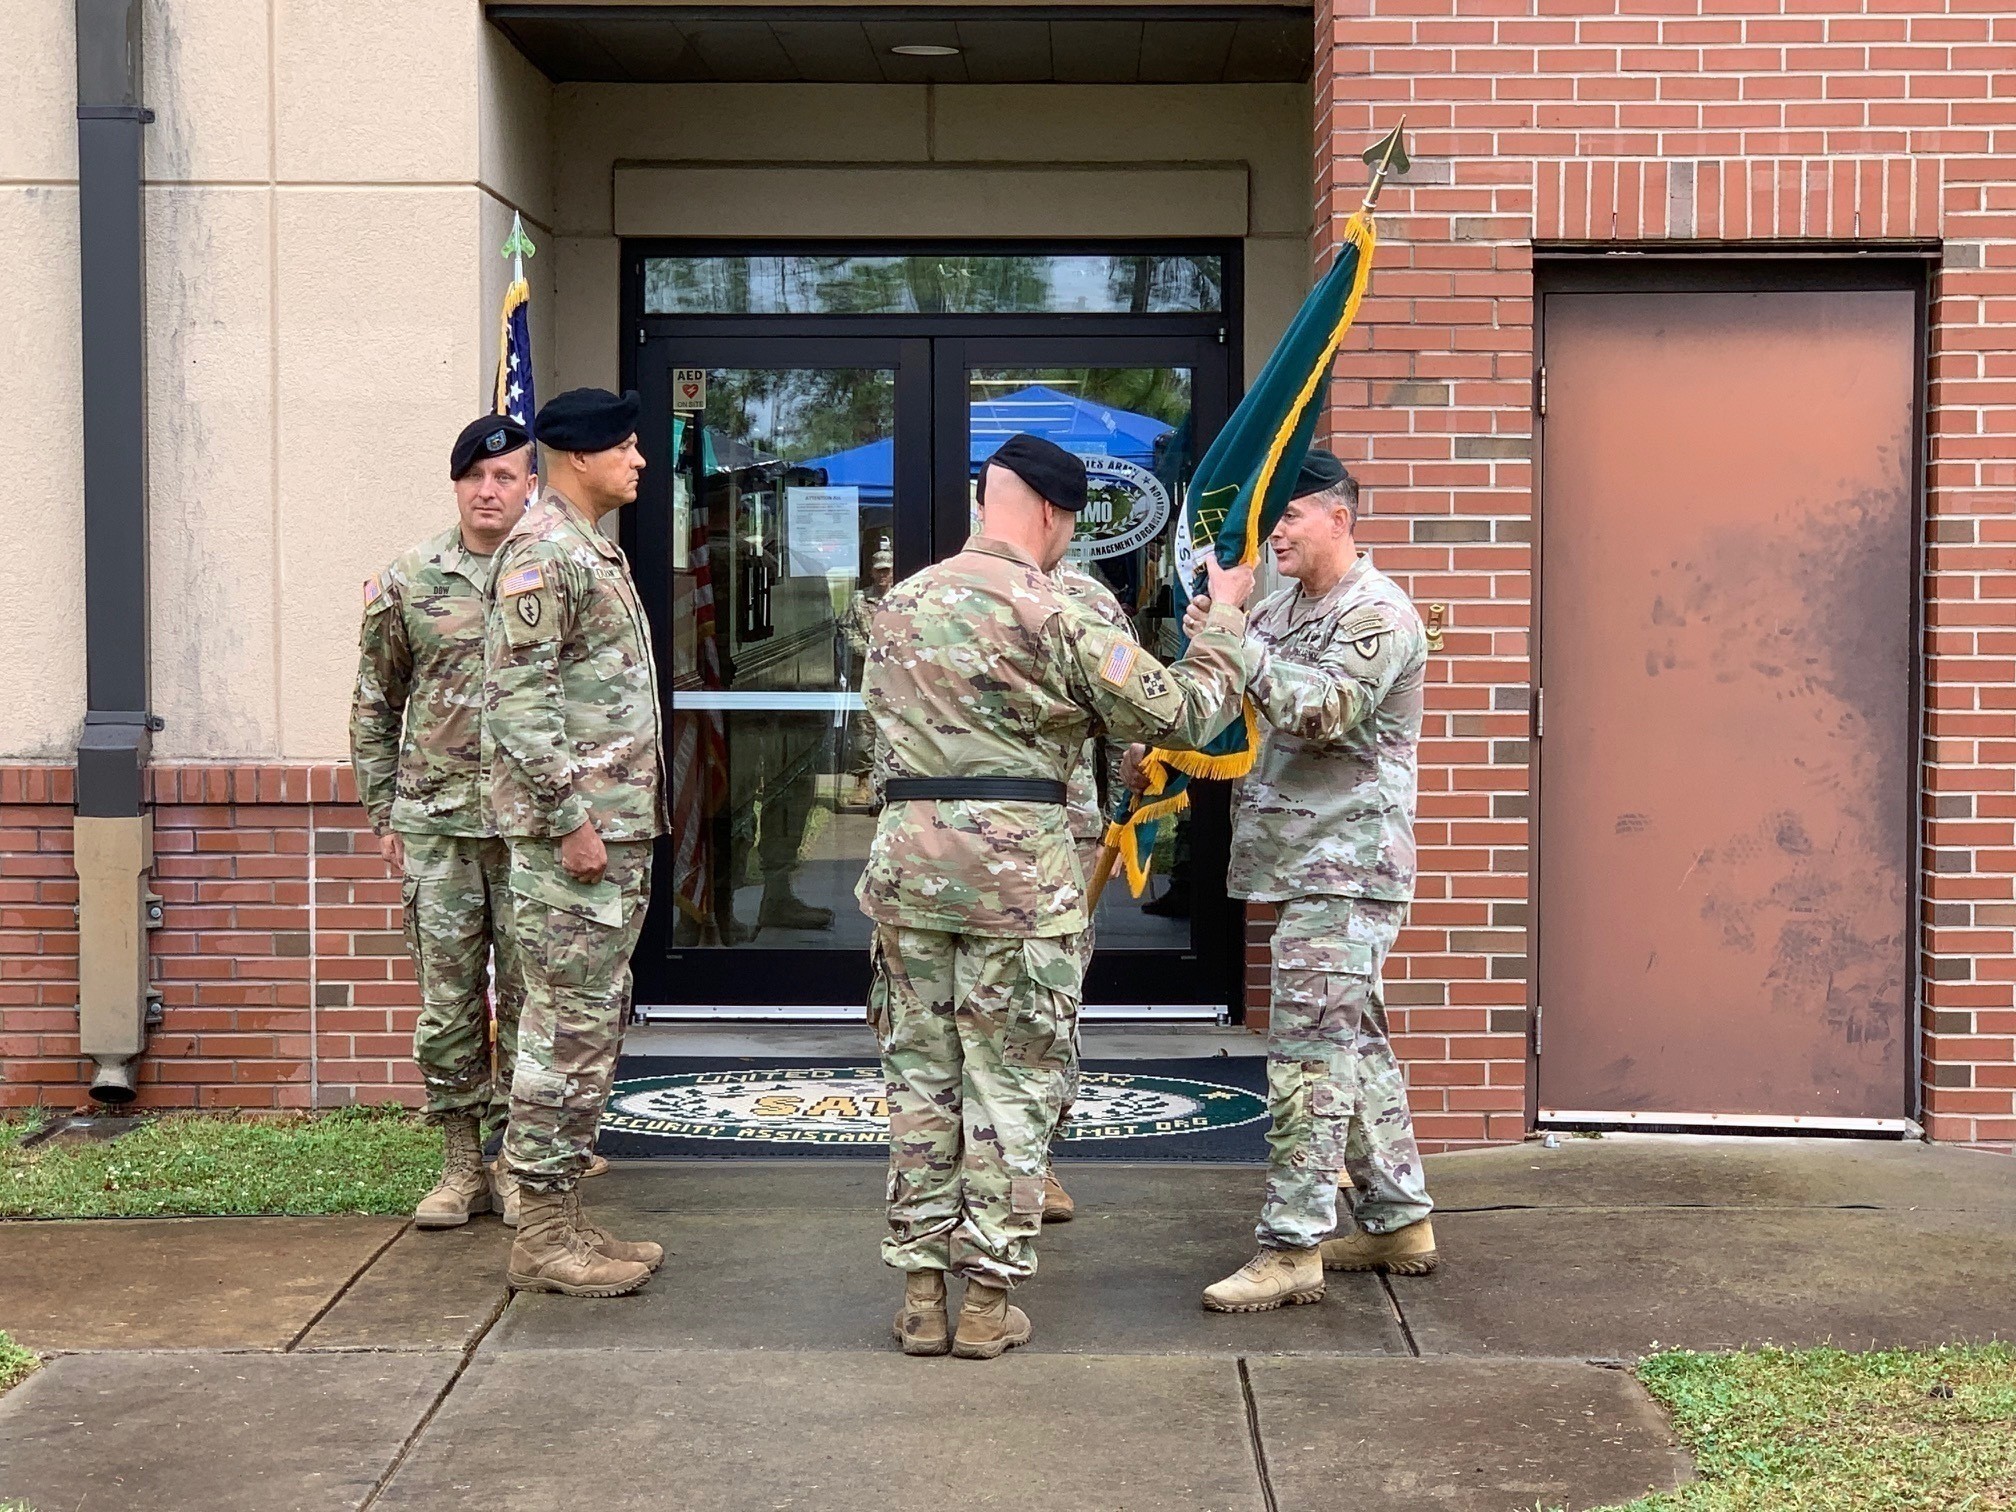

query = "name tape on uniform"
[
  {"left": 500, "top": 563, "right": 546, "bottom": 597},
  {"left": 1098, "top": 639, "right": 1141, "bottom": 688}
]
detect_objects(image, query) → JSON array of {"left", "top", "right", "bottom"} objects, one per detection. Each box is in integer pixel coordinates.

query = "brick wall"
[
  {"left": 1312, "top": 0, "right": 2016, "bottom": 1152},
  {"left": 0, "top": 764, "right": 419, "bottom": 1113}
]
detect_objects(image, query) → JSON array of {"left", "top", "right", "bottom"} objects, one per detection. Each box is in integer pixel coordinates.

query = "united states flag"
[{"left": 494, "top": 278, "right": 536, "bottom": 446}]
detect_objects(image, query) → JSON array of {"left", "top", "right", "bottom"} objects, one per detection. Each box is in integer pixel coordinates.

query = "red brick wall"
[
  {"left": 0, "top": 764, "right": 419, "bottom": 1113},
  {"left": 1311, "top": 0, "right": 2016, "bottom": 1152}
]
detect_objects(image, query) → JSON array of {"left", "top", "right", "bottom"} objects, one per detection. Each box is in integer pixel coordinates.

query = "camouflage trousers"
[
  {"left": 400, "top": 832, "right": 524, "bottom": 1139},
  {"left": 1258, "top": 894, "right": 1433, "bottom": 1250},
  {"left": 1051, "top": 839, "right": 1107, "bottom": 1133},
  {"left": 500, "top": 838, "right": 653, "bottom": 1193},
  {"left": 871, "top": 923, "right": 1083, "bottom": 1287}
]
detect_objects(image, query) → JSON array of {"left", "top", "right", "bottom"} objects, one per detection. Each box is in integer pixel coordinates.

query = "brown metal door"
[{"left": 1536, "top": 284, "right": 1917, "bottom": 1125}]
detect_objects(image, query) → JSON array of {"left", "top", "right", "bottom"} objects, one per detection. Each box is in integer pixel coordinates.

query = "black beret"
[
  {"left": 1291, "top": 447, "right": 1351, "bottom": 500},
  {"left": 986, "top": 433, "right": 1088, "bottom": 512},
  {"left": 536, "top": 387, "right": 641, "bottom": 454},
  {"left": 450, "top": 414, "right": 530, "bottom": 479}
]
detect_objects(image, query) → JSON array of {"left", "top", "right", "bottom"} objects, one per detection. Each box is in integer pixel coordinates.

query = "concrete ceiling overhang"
[{"left": 488, "top": 2, "right": 1314, "bottom": 84}]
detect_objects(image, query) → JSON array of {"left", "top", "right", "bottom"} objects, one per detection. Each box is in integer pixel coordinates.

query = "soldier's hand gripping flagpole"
[{"left": 1085, "top": 121, "right": 1409, "bottom": 913}]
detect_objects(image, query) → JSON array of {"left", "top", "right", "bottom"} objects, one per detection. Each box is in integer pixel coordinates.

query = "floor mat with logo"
[{"left": 598, "top": 1055, "right": 1271, "bottom": 1162}]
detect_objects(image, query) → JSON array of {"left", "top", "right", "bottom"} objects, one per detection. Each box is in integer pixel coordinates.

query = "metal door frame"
[
  {"left": 1528, "top": 249, "right": 1933, "bottom": 1134},
  {"left": 620, "top": 240, "right": 1246, "bottom": 1018}
]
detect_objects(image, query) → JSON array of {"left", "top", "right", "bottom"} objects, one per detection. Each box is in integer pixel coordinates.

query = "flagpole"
[{"left": 1084, "top": 120, "right": 1408, "bottom": 914}]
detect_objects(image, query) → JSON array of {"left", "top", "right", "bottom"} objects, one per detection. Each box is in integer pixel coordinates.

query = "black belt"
[{"left": 883, "top": 777, "right": 1069, "bottom": 804}]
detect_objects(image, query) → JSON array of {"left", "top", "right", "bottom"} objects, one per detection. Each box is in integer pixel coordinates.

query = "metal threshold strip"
[
  {"left": 640, "top": 1003, "right": 1226, "bottom": 1023},
  {"left": 1540, "top": 1108, "right": 1916, "bottom": 1135}
]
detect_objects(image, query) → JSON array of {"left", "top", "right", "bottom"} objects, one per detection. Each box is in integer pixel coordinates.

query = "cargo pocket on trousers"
[
  {"left": 1008, "top": 937, "right": 1081, "bottom": 1072},
  {"left": 511, "top": 1060, "right": 569, "bottom": 1110},
  {"left": 508, "top": 864, "right": 626, "bottom": 989},
  {"left": 400, "top": 877, "right": 424, "bottom": 990},
  {"left": 1298, "top": 1073, "right": 1352, "bottom": 1171},
  {"left": 865, "top": 932, "right": 894, "bottom": 1048}
]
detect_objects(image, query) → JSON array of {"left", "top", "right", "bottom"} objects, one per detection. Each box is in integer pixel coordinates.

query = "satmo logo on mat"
[{"left": 603, "top": 1067, "right": 1266, "bottom": 1146}]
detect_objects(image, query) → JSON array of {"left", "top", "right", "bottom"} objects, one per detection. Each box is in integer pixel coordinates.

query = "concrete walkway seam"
[
  {"left": 284, "top": 1220, "right": 414, "bottom": 1352},
  {"left": 1237, "top": 1357, "right": 1282, "bottom": 1512},
  {"left": 354, "top": 1281, "right": 515, "bottom": 1511}
]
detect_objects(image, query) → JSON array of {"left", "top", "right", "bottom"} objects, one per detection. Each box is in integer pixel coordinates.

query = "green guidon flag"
[{"left": 1102, "top": 145, "right": 1400, "bottom": 898}]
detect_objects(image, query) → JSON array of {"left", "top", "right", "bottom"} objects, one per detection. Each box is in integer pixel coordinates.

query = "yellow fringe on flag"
[
  {"left": 1111, "top": 208, "right": 1379, "bottom": 896},
  {"left": 494, "top": 277, "right": 529, "bottom": 416}
]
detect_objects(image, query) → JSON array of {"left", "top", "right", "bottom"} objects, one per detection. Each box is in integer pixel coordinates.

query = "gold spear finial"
[{"left": 1360, "top": 118, "right": 1411, "bottom": 211}]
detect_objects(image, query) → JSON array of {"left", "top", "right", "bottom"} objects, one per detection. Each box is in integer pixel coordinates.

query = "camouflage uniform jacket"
[
  {"left": 484, "top": 485, "right": 669, "bottom": 841},
  {"left": 349, "top": 525, "right": 497, "bottom": 838},
  {"left": 857, "top": 536, "right": 1253, "bottom": 938},
  {"left": 1054, "top": 562, "right": 1134, "bottom": 847},
  {"left": 1228, "top": 553, "right": 1427, "bottom": 903},
  {"left": 839, "top": 582, "right": 889, "bottom": 659}
]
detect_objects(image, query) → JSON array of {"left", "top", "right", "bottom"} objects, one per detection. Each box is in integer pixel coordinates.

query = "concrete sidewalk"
[{"left": 2, "top": 1138, "right": 2010, "bottom": 1512}]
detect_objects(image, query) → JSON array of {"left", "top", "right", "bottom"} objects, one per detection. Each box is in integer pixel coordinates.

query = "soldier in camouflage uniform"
[
  {"left": 350, "top": 414, "right": 535, "bottom": 1230},
  {"left": 838, "top": 539, "right": 895, "bottom": 808},
  {"left": 861, "top": 435, "right": 1258, "bottom": 1360},
  {"left": 1160, "top": 450, "right": 1436, "bottom": 1314},
  {"left": 485, "top": 387, "right": 670, "bottom": 1299}
]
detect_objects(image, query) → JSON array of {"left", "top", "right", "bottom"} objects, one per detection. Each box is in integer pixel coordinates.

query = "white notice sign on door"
[{"left": 785, "top": 487, "right": 860, "bottom": 577}]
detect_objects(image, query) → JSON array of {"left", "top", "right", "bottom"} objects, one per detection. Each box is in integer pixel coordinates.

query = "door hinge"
[
  {"left": 1535, "top": 364, "right": 1547, "bottom": 416},
  {"left": 1533, "top": 1002, "right": 1543, "bottom": 1056},
  {"left": 1532, "top": 687, "right": 1543, "bottom": 740},
  {"left": 1217, "top": 326, "right": 1227, "bottom": 346}
]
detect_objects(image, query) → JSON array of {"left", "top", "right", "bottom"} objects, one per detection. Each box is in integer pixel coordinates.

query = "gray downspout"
[{"left": 72, "top": 0, "right": 158, "bottom": 1105}]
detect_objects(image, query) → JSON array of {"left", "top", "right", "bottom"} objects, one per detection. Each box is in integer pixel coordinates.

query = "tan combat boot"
[
  {"left": 415, "top": 1114, "right": 491, "bottom": 1229},
  {"left": 1040, "top": 1170, "right": 1075, "bottom": 1224},
  {"left": 564, "top": 1188, "right": 664, "bottom": 1272},
  {"left": 892, "top": 1270, "right": 951, "bottom": 1357},
  {"left": 583, "top": 1152, "right": 611, "bottom": 1179},
  {"left": 506, "top": 1188, "right": 653, "bottom": 1297},
  {"left": 951, "top": 1281, "right": 1033, "bottom": 1360},
  {"left": 1320, "top": 1218, "right": 1438, "bottom": 1276},
  {"left": 1201, "top": 1248, "right": 1326, "bottom": 1313},
  {"left": 489, "top": 1161, "right": 522, "bottom": 1228}
]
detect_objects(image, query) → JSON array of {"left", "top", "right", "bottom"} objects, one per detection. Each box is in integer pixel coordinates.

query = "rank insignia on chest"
[
  {"left": 1099, "top": 640, "right": 1141, "bottom": 688},
  {"left": 499, "top": 563, "right": 545, "bottom": 598}
]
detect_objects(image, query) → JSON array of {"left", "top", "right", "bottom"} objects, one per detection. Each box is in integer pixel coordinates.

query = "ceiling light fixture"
[{"left": 891, "top": 43, "right": 960, "bottom": 57}]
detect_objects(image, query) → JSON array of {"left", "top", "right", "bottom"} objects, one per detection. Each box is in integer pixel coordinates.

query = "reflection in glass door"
[{"left": 667, "top": 364, "right": 894, "bottom": 957}]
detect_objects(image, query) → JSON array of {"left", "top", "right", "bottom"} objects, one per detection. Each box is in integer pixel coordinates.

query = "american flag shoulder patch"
[
  {"left": 499, "top": 563, "right": 546, "bottom": 598},
  {"left": 362, "top": 574, "right": 381, "bottom": 607},
  {"left": 1098, "top": 639, "right": 1141, "bottom": 688}
]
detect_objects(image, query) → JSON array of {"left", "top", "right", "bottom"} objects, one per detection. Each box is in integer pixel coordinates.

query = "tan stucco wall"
[
  {"left": 2, "top": 1, "right": 554, "bottom": 763},
  {"left": 550, "top": 82, "right": 1312, "bottom": 388},
  {"left": 6, "top": 21, "right": 1302, "bottom": 763}
]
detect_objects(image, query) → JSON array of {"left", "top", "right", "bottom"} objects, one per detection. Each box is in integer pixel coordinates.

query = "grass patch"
[
  {"left": 0, "top": 1106, "right": 441, "bottom": 1218},
  {"left": 1595, "top": 1343, "right": 2016, "bottom": 1511},
  {"left": 0, "top": 1109, "right": 48, "bottom": 1154},
  {"left": 0, "top": 1329, "right": 36, "bottom": 1397}
]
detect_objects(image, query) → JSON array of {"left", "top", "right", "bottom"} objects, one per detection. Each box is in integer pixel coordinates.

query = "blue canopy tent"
[{"left": 794, "top": 384, "right": 1176, "bottom": 504}]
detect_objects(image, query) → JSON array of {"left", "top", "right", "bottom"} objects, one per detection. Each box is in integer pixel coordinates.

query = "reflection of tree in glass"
[
  {"left": 1107, "top": 255, "right": 1222, "bottom": 314},
  {"left": 811, "top": 256, "right": 1049, "bottom": 314},
  {"left": 705, "top": 368, "right": 896, "bottom": 463},
  {"left": 1007, "top": 367, "right": 1191, "bottom": 430}
]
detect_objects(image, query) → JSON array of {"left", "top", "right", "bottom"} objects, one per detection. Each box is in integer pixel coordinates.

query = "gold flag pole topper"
[{"left": 1084, "top": 120, "right": 1408, "bottom": 914}]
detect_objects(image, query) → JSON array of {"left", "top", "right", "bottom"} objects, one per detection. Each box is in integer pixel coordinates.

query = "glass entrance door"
[{"left": 625, "top": 248, "right": 1239, "bottom": 1017}]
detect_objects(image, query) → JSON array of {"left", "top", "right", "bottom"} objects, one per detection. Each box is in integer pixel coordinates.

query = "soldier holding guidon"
[
  {"left": 485, "top": 387, "right": 670, "bottom": 1298},
  {"left": 1142, "top": 449, "right": 1436, "bottom": 1314},
  {"left": 350, "top": 415, "right": 537, "bottom": 1230},
  {"left": 859, "top": 434, "right": 1258, "bottom": 1360}
]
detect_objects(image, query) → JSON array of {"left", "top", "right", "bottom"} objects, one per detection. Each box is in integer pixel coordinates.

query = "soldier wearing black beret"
[
  {"left": 349, "top": 411, "right": 539, "bottom": 1232},
  {"left": 483, "top": 386, "right": 669, "bottom": 1299}
]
